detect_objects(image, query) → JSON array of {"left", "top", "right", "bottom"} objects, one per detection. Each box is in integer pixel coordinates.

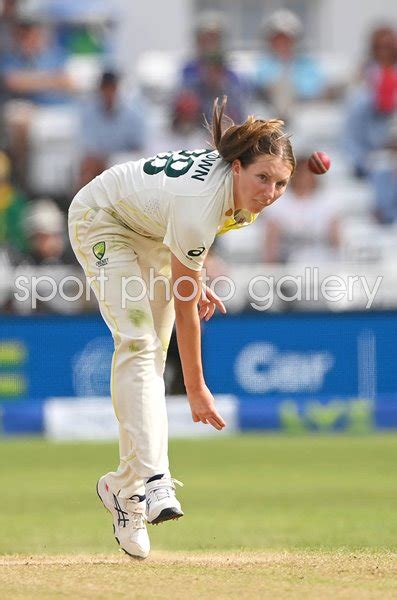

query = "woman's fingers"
[
  {"left": 205, "top": 303, "right": 216, "bottom": 321},
  {"left": 207, "top": 417, "right": 224, "bottom": 430},
  {"left": 199, "top": 299, "right": 222, "bottom": 322},
  {"left": 193, "top": 411, "right": 226, "bottom": 430},
  {"left": 201, "top": 286, "right": 227, "bottom": 315},
  {"left": 214, "top": 297, "right": 227, "bottom": 314},
  {"left": 199, "top": 305, "right": 209, "bottom": 320},
  {"left": 205, "top": 288, "right": 227, "bottom": 314},
  {"left": 198, "top": 298, "right": 210, "bottom": 319},
  {"left": 211, "top": 410, "right": 226, "bottom": 429}
]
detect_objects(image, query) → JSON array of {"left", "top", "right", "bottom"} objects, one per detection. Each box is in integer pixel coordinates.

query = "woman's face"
[{"left": 232, "top": 154, "right": 292, "bottom": 214}]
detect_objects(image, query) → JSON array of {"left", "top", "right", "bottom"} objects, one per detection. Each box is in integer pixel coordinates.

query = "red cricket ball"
[{"left": 307, "top": 151, "right": 331, "bottom": 175}]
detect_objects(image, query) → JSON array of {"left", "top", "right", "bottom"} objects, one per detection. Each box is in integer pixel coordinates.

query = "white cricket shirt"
[{"left": 80, "top": 149, "right": 257, "bottom": 271}]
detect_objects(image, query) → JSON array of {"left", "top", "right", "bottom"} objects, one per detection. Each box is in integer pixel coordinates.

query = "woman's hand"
[
  {"left": 187, "top": 384, "right": 226, "bottom": 431},
  {"left": 198, "top": 285, "right": 227, "bottom": 321}
]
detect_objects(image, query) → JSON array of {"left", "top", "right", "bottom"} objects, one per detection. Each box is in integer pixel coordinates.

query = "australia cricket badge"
[{"left": 93, "top": 241, "right": 109, "bottom": 267}]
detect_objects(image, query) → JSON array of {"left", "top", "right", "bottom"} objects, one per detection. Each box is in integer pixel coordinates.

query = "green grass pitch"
[{"left": 1, "top": 434, "right": 396, "bottom": 599}]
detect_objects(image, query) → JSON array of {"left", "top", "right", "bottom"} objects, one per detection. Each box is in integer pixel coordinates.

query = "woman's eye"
[{"left": 259, "top": 174, "right": 267, "bottom": 181}]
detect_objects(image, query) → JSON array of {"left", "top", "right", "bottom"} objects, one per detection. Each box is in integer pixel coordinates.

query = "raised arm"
[{"left": 171, "top": 254, "right": 226, "bottom": 431}]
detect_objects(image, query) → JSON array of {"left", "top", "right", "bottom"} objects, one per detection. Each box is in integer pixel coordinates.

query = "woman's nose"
[{"left": 263, "top": 182, "right": 276, "bottom": 198}]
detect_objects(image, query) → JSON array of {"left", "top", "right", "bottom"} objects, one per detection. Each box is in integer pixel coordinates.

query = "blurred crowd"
[{"left": 1, "top": 1, "right": 397, "bottom": 314}]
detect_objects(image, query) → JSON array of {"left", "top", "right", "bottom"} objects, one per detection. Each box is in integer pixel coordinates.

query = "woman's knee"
[{"left": 116, "top": 333, "right": 162, "bottom": 357}]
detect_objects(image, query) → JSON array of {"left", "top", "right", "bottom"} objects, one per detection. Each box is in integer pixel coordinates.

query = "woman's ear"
[{"left": 231, "top": 159, "right": 241, "bottom": 176}]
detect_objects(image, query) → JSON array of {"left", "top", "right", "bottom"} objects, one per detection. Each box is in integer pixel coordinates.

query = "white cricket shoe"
[
  {"left": 145, "top": 475, "right": 184, "bottom": 525},
  {"left": 96, "top": 476, "right": 150, "bottom": 559}
]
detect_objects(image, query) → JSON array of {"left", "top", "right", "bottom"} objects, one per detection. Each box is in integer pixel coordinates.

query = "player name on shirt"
[
  {"left": 142, "top": 149, "right": 219, "bottom": 181},
  {"left": 191, "top": 151, "right": 220, "bottom": 182}
]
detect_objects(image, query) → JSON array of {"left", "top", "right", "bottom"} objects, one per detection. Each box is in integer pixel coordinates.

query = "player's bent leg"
[
  {"left": 145, "top": 474, "right": 184, "bottom": 525},
  {"left": 69, "top": 206, "right": 183, "bottom": 527},
  {"left": 70, "top": 206, "right": 170, "bottom": 483},
  {"left": 96, "top": 475, "right": 150, "bottom": 559}
]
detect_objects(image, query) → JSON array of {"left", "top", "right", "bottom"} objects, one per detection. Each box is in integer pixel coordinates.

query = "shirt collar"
[{"left": 217, "top": 170, "right": 258, "bottom": 235}]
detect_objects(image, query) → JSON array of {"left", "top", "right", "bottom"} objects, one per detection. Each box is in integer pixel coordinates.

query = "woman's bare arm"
[{"left": 171, "top": 254, "right": 226, "bottom": 430}]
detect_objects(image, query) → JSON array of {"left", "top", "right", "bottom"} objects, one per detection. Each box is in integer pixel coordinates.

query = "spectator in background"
[
  {"left": 23, "top": 198, "right": 68, "bottom": 265},
  {"left": 360, "top": 26, "right": 397, "bottom": 106},
  {"left": 0, "top": 18, "right": 74, "bottom": 104},
  {"left": 183, "top": 51, "right": 245, "bottom": 124},
  {"left": 264, "top": 156, "right": 340, "bottom": 263},
  {"left": 345, "top": 26, "right": 397, "bottom": 178},
  {"left": 179, "top": 11, "right": 245, "bottom": 123},
  {"left": 78, "top": 70, "right": 146, "bottom": 187},
  {"left": 45, "top": 0, "right": 115, "bottom": 59},
  {"left": 169, "top": 90, "right": 206, "bottom": 148},
  {"left": 0, "top": 150, "right": 28, "bottom": 255},
  {"left": 181, "top": 11, "right": 239, "bottom": 89},
  {"left": 0, "top": 0, "right": 18, "bottom": 56},
  {"left": 0, "top": 17, "right": 76, "bottom": 186},
  {"left": 370, "top": 120, "right": 397, "bottom": 224},
  {"left": 146, "top": 89, "right": 207, "bottom": 154},
  {"left": 0, "top": 0, "right": 19, "bottom": 125},
  {"left": 0, "top": 0, "right": 20, "bottom": 146},
  {"left": 13, "top": 197, "right": 85, "bottom": 315},
  {"left": 255, "top": 9, "right": 326, "bottom": 121}
]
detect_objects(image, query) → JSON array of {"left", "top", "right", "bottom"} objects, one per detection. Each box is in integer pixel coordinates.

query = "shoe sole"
[
  {"left": 149, "top": 507, "right": 184, "bottom": 525},
  {"left": 96, "top": 480, "right": 148, "bottom": 560}
]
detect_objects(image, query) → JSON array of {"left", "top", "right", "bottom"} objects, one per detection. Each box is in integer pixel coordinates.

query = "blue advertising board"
[
  {"left": 202, "top": 312, "right": 397, "bottom": 398},
  {"left": 1, "top": 312, "right": 397, "bottom": 434},
  {"left": 0, "top": 315, "right": 112, "bottom": 403},
  {"left": 202, "top": 312, "right": 397, "bottom": 431}
]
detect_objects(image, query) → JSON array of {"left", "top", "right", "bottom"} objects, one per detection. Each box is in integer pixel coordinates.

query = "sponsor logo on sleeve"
[{"left": 187, "top": 246, "right": 205, "bottom": 259}]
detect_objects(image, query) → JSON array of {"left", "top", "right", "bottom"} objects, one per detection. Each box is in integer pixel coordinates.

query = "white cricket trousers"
[{"left": 68, "top": 189, "right": 175, "bottom": 499}]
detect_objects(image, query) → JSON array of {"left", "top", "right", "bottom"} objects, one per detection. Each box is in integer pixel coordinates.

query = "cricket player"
[{"left": 68, "top": 97, "right": 295, "bottom": 558}]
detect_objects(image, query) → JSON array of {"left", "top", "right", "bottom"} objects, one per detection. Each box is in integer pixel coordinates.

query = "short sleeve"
[{"left": 163, "top": 193, "right": 219, "bottom": 271}]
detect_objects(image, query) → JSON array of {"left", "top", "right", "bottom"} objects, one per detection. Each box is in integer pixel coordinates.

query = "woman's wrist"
[{"left": 185, "top": 378, "right": 206, "bottom": 394}]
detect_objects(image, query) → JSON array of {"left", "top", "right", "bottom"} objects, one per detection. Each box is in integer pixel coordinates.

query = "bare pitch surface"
[{"left": 1, "top": 551, "right": 396, "bottom": 599}]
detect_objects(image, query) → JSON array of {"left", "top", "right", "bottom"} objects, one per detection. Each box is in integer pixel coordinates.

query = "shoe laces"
[
  {"left": 129, "top": 511, "right": 146, "bottom": 530},
  {"left": 125, "top": 499, "right": 146, "bottom": 530},
  {"left": 147, "top": 477, "right": 183, "bottom": 503}
]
